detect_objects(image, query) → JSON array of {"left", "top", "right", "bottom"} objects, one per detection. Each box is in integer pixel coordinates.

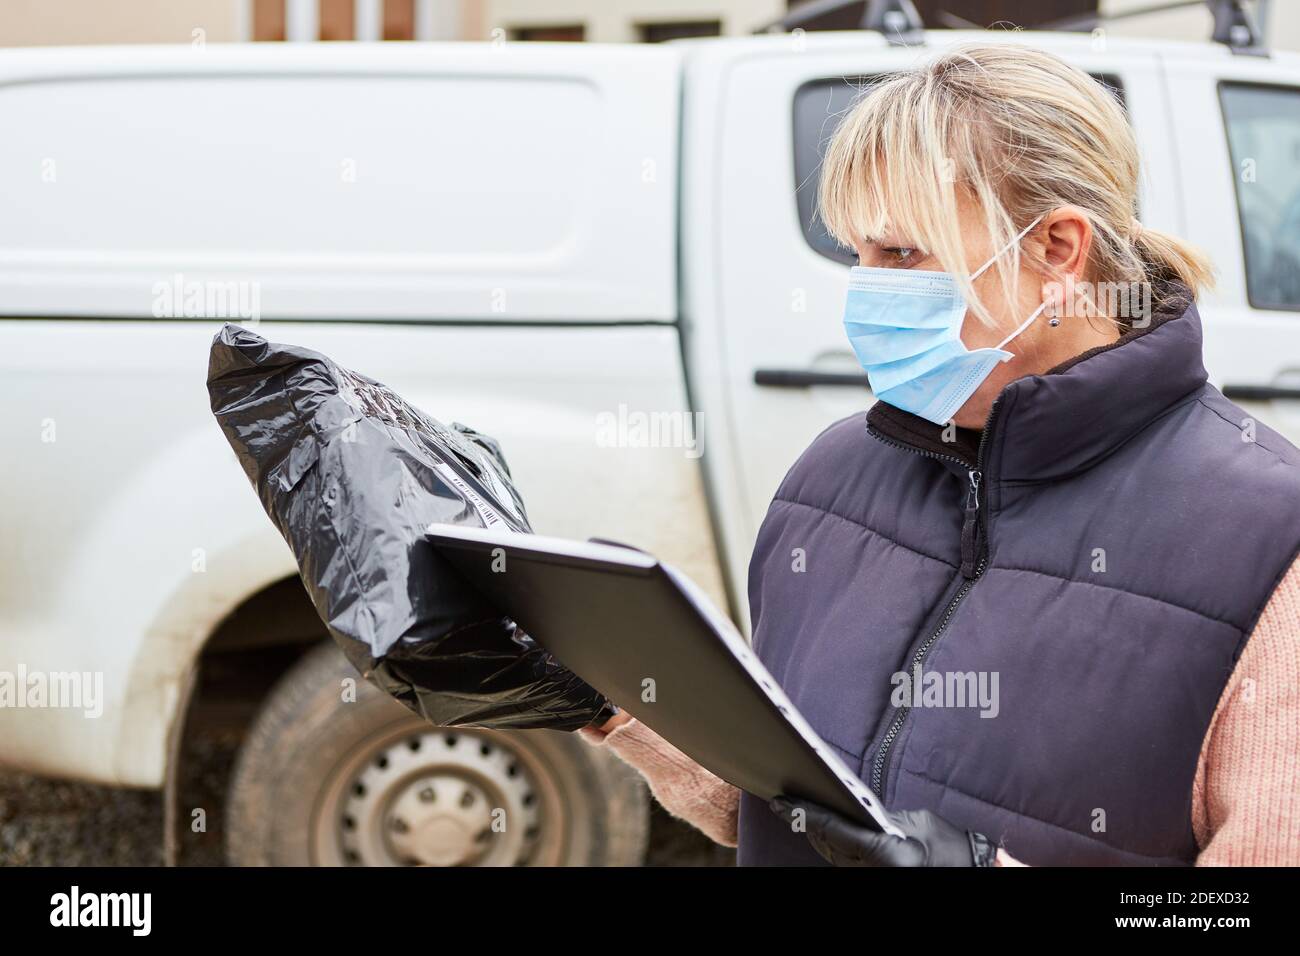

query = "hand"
[
  {"left": 578, "top": 707, "right": 632, "bottom": 743},
  {"left": 769, "top": 797, "right": 997, "bottom": 867}
]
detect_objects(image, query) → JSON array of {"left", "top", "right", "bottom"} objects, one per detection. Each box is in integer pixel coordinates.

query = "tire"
[{"left": 226, "top": 642, "right": 649, "bottom": 866}]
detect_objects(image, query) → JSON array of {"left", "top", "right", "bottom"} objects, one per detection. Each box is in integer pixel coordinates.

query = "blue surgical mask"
[{"left": 842, "top": 216, "right": 1046, "bottom": 425}]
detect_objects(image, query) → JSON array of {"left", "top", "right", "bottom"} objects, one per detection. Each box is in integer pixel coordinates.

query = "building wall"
[
  {"left": 477, "top": 0, "right": 785, "bottom": 42},
  {"left": 0, "top": 0, "right": 244, "bottom": 46}
]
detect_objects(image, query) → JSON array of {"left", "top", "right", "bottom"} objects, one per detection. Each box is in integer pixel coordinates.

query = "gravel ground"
[
  {"left": 0, "top": 727, "right": 733, "bottom": 867},
  {"left": 0, "top": 768, "right": 163, "bottom": 867}
]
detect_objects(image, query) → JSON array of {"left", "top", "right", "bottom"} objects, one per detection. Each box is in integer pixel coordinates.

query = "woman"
[{"left": 581, "top": 44, "right": 1300, "bottom": 867}]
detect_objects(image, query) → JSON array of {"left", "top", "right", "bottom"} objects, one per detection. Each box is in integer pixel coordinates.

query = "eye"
[{"left": 882, "top": 246, "right": 918, "bottom": 264}]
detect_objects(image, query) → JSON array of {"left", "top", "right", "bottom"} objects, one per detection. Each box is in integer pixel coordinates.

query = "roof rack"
[
  {"left": 757, "top": 0, "right": 1267, "bottom": 57},
  {"left": 1210, "top": 0, "right": 1267, "bottom": 54},
  {"left": 1043, "top": 0, "right": 1268, "bottom": 57},
  {"left": 756, "top": 0, "right": 924, "bottom": 47}
]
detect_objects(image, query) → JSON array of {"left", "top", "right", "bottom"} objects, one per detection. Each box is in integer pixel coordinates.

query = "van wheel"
[{"left": 225, "top": 643, "right": 649, "bottom": 866}]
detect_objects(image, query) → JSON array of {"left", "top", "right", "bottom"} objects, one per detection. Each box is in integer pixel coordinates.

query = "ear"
[{"left": 1037, "top": 205, "right": 1092, "bottom": 281}]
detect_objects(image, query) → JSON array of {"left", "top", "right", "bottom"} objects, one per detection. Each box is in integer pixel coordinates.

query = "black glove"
[{"left": 770, "top": 797, "right": 997, "bottom": 867}]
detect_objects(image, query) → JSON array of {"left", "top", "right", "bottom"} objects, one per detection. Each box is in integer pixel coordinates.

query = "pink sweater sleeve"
[
  {"left": 579, "top": 718, "right": 739, "bottom": 847},
  {"left": 1191, "top": 552, "right": 1300, "bottom": 866}
]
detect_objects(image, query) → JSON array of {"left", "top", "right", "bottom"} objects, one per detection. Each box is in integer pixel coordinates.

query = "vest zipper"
[
  {"left": 865, "top": 400, "right": 1002, "bottom": 798},
  {"left": 960, "top": 469, "right": 982, "bottom": 578},
  {"left": 869, "top": 553, "right": 985, "bottom": 796}
]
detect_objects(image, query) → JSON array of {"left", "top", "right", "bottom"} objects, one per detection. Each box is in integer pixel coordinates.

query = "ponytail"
[{"left": 1132, "top": 223, "right": 1216, "bottom": 298}]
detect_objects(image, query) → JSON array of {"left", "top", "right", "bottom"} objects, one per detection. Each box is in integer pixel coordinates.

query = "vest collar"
[{"left": 866, "top": 280, "right": 1207, "bottom": 482}]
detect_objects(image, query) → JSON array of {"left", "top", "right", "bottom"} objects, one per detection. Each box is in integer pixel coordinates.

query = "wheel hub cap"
[{"left": 333, "top": 730, "right": 544, "bottom": 866}]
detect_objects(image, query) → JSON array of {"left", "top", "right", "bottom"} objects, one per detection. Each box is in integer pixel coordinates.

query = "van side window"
[
  {"left": 1220, "top": 83, "right": 1300, "bottom": 311},
  {"left": 794, "top": 74, "right": 1125, "bottom": 266}
]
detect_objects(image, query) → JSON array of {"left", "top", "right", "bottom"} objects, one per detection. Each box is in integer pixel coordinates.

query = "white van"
[{"left": 1, "top": 28, "right": 1297, "bottom": 866}]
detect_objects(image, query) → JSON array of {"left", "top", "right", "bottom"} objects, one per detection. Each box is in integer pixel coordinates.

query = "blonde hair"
[{"left": 818, "top": 44, "right": 1213, "bottom": 325}]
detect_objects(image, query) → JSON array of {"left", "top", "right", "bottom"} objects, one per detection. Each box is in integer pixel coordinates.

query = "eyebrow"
[{"left": 863, "top": 233, "right": 921, "bottom": 247}]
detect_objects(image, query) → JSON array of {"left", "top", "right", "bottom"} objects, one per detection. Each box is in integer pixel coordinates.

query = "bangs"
[{"left": 817, "top": 75, "right": 959, "bottom": 259}]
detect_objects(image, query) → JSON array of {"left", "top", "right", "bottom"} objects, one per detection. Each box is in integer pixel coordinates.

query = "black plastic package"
[{"left": 206, "top": 324, "right": 614, "bottom": 731}]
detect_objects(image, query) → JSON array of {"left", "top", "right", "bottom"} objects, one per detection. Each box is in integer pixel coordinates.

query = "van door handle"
[
  {"left": 1223, "top": 385, "right": 1300, "bottom": 401},
  {"left": 753, "top": 368, "right": 870, "bottom": 388}
]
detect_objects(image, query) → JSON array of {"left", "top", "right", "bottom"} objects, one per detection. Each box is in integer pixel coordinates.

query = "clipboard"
[{"left": 426, "top": 524, "right": 899, "bottom": 835}]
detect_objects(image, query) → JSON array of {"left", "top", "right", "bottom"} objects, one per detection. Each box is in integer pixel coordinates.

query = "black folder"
[{"left": 427, "top": 524, "right": 896, "bottom": 834}]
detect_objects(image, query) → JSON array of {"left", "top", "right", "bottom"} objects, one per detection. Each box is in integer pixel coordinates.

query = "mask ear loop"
[
  {"left": 969, "top": 215, "right": 1046, "bottom": 283},
  {"left": 968, "top": 215, "right": 1048, "bottom": 352}
]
